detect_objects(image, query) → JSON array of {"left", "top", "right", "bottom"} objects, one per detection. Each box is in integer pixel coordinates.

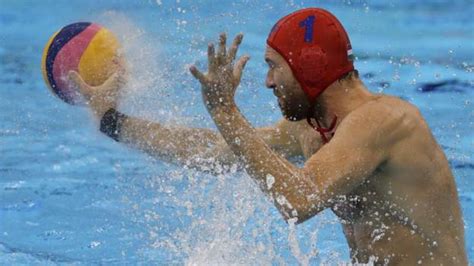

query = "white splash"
[
  {"left": 97, "top": 11, "right": 178, "bottom": 124},
  {"left": 266, "top": 174, "right": 275, "bottom": 190}
]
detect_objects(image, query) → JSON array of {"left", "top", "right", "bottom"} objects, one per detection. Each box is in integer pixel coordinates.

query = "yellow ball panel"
[{"left": 78, "top": 28, "right": 120, "bottom": 87}]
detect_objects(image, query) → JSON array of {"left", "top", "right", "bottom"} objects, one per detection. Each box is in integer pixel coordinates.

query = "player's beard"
[{"left": 278, "top": 97, "right": 306, "bottom": 121}]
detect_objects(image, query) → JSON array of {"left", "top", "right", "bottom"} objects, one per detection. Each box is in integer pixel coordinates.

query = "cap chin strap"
[{"left": 306, "top": 103, "right": 338, "bottom": 144}]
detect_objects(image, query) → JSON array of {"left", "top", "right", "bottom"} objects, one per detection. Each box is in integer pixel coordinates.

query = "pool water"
[{"left": 1, "top": 0, "right": 473, "bottom": 264}]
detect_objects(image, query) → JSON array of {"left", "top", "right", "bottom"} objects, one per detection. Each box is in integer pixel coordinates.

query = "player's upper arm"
[
  {"left": 256, "top": 119, "right": 305, "bottom": 159},
  {"left": 302, "top": 102, "right": 406, "bottom": 208},
  {"left": 210, "top": 119, "right": 304, "bottom": 163},
  {"left": 194, "top": 119, "right": 305, "bottom": 172}
]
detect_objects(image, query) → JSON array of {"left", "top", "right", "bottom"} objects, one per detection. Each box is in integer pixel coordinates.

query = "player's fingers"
[
  {"left": 217, "top": 32, "right": 227, "bottom": 63},
  {"left": 233, "top": 55, "right": 250, "bottom": 83},
  {"left": 208, "top": 43, "right": 217, "bottom": 72},
  {"left": 101, "top": 73, "right": 121, "bottom": 97},
  {"left": 227, "top": 33, "right": 243, "bottom": 63},
  {"left": 68, "top": 71, "right": 93, "bottom": 99},
  {"left": 190, "top": 65, "right": 209, "bottom": 85}
]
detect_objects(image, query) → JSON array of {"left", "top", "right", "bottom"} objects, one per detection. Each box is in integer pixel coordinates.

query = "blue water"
[{"left": 1, "top": 0, "right": 473, "bottom": 264}]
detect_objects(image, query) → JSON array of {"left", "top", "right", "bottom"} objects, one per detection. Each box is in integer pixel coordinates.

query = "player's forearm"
[
  {"left": 100, "top": 109, "right": 237, "bottom": 169},
  {"left": 121, "top": 117, "right": 218, "bottom": 161},
  {"left": 208, "top": 104, "right": 323, "bottom": 223}
]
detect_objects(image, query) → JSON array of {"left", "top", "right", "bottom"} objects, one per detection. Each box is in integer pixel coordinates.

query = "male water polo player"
[{"left": 68, "top": 8, "right": 467, "bottom": 265}]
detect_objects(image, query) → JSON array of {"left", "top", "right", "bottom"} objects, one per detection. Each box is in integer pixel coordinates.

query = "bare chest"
[{"left": 330, "top": 179, "right": 384, "bottom": 223}]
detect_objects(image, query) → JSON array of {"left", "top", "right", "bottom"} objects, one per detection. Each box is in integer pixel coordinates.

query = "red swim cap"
[{"left": 267, "top": 8, "right": 354, "bottom": 104}]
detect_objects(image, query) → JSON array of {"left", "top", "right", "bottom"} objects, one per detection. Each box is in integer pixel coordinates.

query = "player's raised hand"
[{"left": 190, "top": 32, "right": 250, "bottom": 110}]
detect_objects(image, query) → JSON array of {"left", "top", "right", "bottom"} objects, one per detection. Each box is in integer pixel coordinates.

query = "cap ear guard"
[{"left": 298, "top": 46, "right": 328, "bottom": 87}]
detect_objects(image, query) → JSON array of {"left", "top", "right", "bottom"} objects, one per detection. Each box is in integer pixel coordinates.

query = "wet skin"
[
  {"left": 263, "top": 46, "right": 467, "bottom": 264},
  {"left": 289, "top": 96, "right": 466, "bottom": 264}
]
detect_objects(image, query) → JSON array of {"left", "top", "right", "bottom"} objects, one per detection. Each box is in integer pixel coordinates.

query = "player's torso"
[
  {"left": 297, "top": 95, "right": 467, "bottom": 264},
  {"left": 335, "top": 152, "right": 466, "bottom": 264}
]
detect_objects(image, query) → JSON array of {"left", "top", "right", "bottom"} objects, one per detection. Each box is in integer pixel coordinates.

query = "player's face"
[{"left": 265, "top": 46, "right": 310, "bottom": 121}]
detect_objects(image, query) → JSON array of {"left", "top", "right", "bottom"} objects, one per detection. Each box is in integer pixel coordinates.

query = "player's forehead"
[{"left": 264, "top": 46, "right": 285, "bottom": 64}]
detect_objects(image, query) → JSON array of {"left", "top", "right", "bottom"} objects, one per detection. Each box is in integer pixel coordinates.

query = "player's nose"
[{"left": 266, "top": 72, "right": 276, "bottom": 89}]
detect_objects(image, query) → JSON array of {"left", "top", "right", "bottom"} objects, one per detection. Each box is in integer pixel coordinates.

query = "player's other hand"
[{"left": 68, "top": 71, "right": 125, "bottom": 119}]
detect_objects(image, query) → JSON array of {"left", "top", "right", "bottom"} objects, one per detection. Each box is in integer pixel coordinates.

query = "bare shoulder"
[{"left": 336, "top": 94, "right": 422, "bottom": 148}]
